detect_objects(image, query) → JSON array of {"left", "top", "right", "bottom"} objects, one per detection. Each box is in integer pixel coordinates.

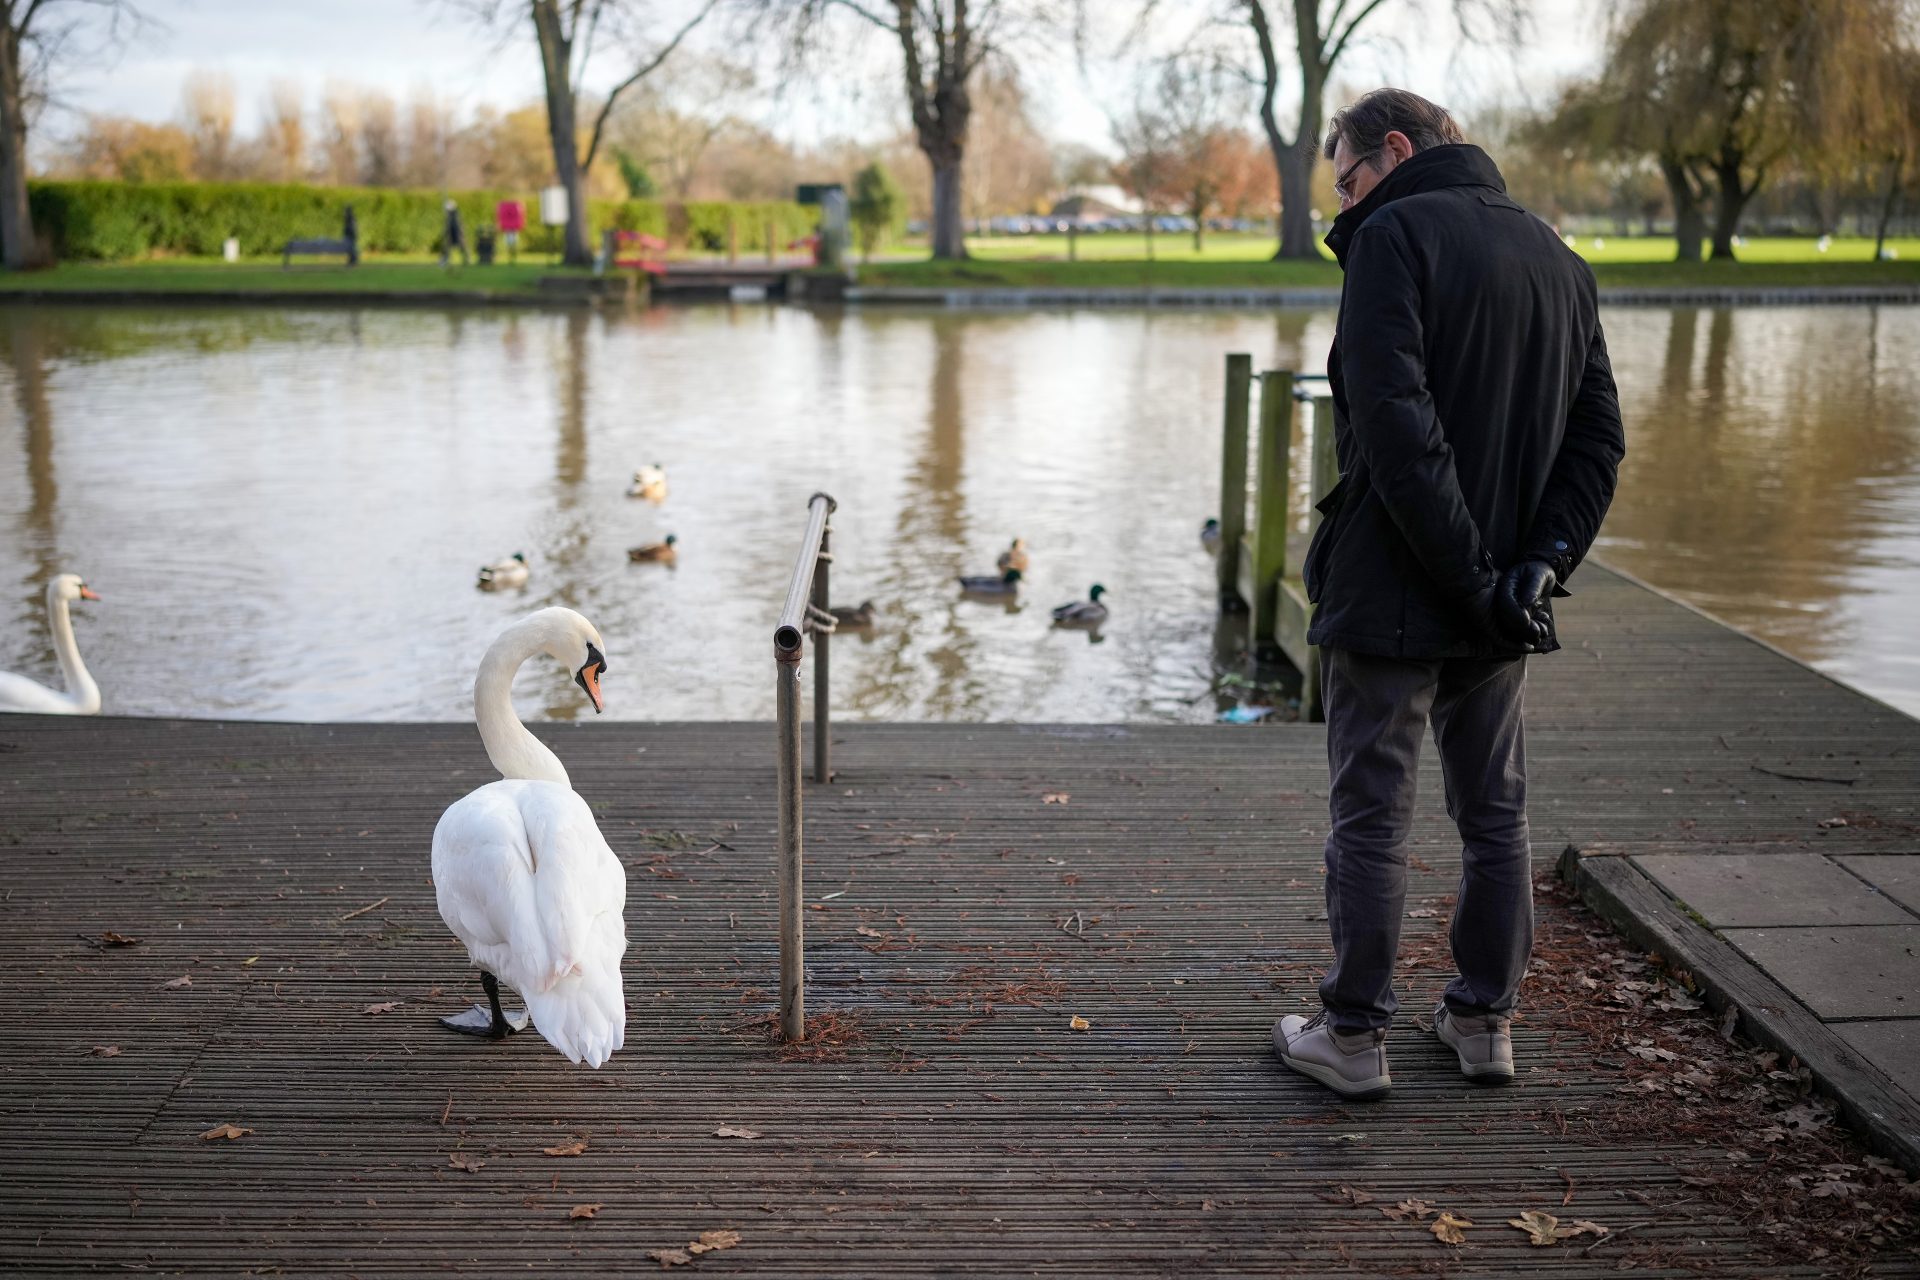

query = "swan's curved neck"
[
  {"left": 474, "top": 624, "right": 569, "bottom": 786},
  {"left": 47, "top": 593, "right": 100, "bottom": 714}
]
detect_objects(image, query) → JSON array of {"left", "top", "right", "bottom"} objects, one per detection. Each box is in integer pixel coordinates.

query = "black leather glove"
[{"left": 1494, "top": 559, "right": 1558, "bottom": 649}]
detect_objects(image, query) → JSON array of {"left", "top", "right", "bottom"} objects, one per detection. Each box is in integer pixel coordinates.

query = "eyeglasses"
[{"left": 1334, "top": 151, "right": 1378, "bottom": 205}]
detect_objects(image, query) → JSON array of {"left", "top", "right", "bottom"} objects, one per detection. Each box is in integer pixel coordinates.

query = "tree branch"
[
  {"left": 580, "top": 0, "right": 718, "bottom": 173},
  {"left": 1324, "top": 0, "right": 1392, "bottom": 72},
  {"left": 827, "top": 0, "right": 901, "bottom": 34}
]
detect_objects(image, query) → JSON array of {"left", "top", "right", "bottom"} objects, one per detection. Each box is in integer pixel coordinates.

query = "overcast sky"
[{"left": 51, "top": 0, "right": 1607, "bottom": 154}]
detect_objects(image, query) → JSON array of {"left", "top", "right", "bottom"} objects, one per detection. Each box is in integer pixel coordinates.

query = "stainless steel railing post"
[{"left": 773, "top": 492, "right": 837, "bottom": 1042}]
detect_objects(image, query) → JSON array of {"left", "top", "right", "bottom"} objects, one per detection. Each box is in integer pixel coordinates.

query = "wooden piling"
[{"left": 1216, "top": 354, "right": 1251, "bottom": 601}]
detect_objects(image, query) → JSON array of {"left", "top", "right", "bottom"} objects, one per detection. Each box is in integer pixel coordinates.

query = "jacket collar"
[{"left": 1323, "top": 143, "right": 1507, "bottom": 267}]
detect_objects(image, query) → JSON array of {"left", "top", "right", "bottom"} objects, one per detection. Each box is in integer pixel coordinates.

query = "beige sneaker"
[
  {"left": 1273, "top": 1010, "right": 1391, "bottom": 1100},
  {"left": 1433, "top": 1002, "right": 1515, "bottom": 1084}
]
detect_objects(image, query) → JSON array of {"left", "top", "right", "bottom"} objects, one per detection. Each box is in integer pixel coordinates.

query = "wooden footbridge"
[{"left": 3, "top": 544, "right": 1918, "bottom": 1273}]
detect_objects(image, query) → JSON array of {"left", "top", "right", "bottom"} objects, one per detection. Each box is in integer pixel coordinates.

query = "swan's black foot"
[
  {"left": 439, "top": 971, "right": 528, "bottom": 1039},
  {"left": 440, "top": 1003, "right": 530, "bottom": 1037}
]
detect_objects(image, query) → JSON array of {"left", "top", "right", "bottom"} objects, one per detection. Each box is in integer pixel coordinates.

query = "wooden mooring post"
[{"left": 1216, "top": 357, "right": 1336, "bottom": 721}]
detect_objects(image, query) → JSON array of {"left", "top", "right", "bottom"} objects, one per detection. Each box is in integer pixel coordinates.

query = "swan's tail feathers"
[{"left": 520, "top": 965, "right": 626, "bottom": 1068}]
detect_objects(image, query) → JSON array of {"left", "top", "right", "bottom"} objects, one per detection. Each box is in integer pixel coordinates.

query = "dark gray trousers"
[{"left": 1317, "top": 645, "right": 1533, "bottom": 1032}]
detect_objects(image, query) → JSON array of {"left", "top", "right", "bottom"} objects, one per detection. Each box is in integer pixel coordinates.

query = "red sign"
[{"left": 496, "top": 200, "right": 527, "bottom": 233}]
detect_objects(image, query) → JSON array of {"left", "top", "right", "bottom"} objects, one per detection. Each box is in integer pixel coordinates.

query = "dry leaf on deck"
[
  {"left": 362, "top": 1001, "right": 401, "bottom": 1015},
  {"left": 1508, "top": 1210, "right": 1561, "bottom": 1246},
  {"left": 1041, "top": 793, "right": 1070, "bottom": 805},
  {"left": 1380, "top": 1198, "right": 1436, "bottom": 1221},
  {"left": 1069, "top": 1015, "right": 1091, "bottom": 1031},
  {"left": 714, "top": 1127, "right": 760, "bottom": 1140},
  {"left": 1430, "top": 1212, "right": 1473, "bottom": 1245},
  {"left": 1563, "top": 1220, "right": 1608, "bottom": 1239},
  {"left": 100, "top": 931, "right": 142, "bottom": 947},
  {"left": 1326, "top": 1185, "right": 1374, "bottom": 1206},
  {"left": 90, "top": 1045, "right": 122, "bottom": 1058},
  {"left": 688, "top": 1228, "right": 742, "bottom": 1254},
  {"left": 448, "top": 1151, "right": 486, "bottom": 1172},
  {"left": 544, "top": 1139, "right": 589, "bottom": 1157},
  {"left": 199, "top": 1123, "right": 252, "bottom": 1141},
  {"left": 163, "top": 975, "right": 192, "bottom": 990},
  {"left": 855, "top": 926, "right": 885, "bottom": 938},
  {"left": 569, "top": 1203, "right": 602, "bottom": 1220},
  {"left": 647, "top": 1247, "right": 692, "bottom": 1267}
]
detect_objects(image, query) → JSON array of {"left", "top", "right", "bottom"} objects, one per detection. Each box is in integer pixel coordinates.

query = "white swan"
[
  {"left": 477, "top": 552, "right": 530, "bottom": 591},
  {"left": 0, "top": 574, "right": 102, "bottom": 715},
  {"left": 431, "top": 607, "right": 627, "bottom": 1068}
]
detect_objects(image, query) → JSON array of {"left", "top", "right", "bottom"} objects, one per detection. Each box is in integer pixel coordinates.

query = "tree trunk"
[
  {"left": 1248, "top": 0, "right": 1321, "bottom": 261},
  {"left": 1709, "top": 157, "right": 1751, "bottom": 261},
  {"left": 1658, "top": 154, "right": 1704, "bottom": 263},
  {"left": 1273, "top": 144, "right": 1317, "bottom": 259},
  {"left": 0, "top": 19, "right": 35, "bottom": 270},
  {"left": 531, "top": 3, "right": 593, "bottom": 267},
  {"left": 1874, "top": 153, "right": 1904, "bottom": 261},
  {"left": 929, "top": 155, "right": 966, "bottom": 260},
  {"left": 1192, "top": 200, "right": 1204, "bottom": 253}
]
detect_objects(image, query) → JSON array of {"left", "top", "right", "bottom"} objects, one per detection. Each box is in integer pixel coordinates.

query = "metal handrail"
[{"left": 773, "top": 491, "right": 837, "bottom": 1042}]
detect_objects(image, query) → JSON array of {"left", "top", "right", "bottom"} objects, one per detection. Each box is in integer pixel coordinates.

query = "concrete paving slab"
[
  {"left": 1836, "top": 1020, "right": 1920, "bottom": 1097},
  {"left": 1835, "top": 855, "right": 1920, "bottom": 918},
  {"left": 1634, "top": 853, "right": 1914, "bottom": 927},
  {"left": 1721, "top": 926, "right": 1920, "bottom": 1019}
]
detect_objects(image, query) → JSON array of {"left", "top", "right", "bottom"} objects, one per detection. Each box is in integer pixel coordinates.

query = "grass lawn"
[
  {"left": 0, "top": 257, "right": 584, "bottom": 296},
  {"left": 863, "top": 234, "right": 1920, "bottom": 290}
]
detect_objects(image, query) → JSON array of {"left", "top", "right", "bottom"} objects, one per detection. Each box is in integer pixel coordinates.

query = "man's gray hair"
[{"left": 1322, "top": 88, "right": 1464, "bottom": 161}]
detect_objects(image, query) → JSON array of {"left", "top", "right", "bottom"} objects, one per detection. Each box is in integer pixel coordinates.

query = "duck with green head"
[{"left": 1051, "top": 584, "right": 1108, "bottom": 626}]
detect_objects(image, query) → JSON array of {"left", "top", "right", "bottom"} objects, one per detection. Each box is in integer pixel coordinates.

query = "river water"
[{"left": 2, "top": 302, "right": 1916, "bottom": 723}]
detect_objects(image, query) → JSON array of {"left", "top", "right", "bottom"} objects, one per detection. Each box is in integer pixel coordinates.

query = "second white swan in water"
[
  {"left": 0, "top": 574, "right": 102, "bottom": 715},
  {"left": 431, "top": 607, "right": 627, "bottom": 1067}
]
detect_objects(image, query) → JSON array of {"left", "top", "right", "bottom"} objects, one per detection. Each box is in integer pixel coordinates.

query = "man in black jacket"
[{"left": 1272, "top": 89, "right": 1625, "bottom": 1099}]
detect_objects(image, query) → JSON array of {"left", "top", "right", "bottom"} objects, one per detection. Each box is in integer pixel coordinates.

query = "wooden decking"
[{"left": 2, "top": 563, "right": 1918, "bottom": 1276}]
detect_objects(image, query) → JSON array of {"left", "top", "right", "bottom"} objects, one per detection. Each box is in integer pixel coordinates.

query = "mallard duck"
[
  {"left": 828, "top": 600, "right": 878, "bottom": 627},
  {"left": 627, "top": 464, "right": 668, "bottom": 502},
  {"left": 1051, "top": 584, "right": 1108, "bottom": 626},
  {"left": 478, "top": 552, "right": 530, "bottom": 590},
  {"left": 997, "top": 538, "right": 1030, "bottom": 574},
  {"left": 1201, "top": 518, "right": 1222, "bottom": 555},
  {"left": 958, "top": 567, "right": 1022, "bottom": 596},
  {"left": 627, "top": 534, "right": 677, "bottom": 563}
]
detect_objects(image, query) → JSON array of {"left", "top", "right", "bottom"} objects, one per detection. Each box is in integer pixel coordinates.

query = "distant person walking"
[
  {"left": 1272, "top": 89, "right": 1625, "bottom": 1098},
  {"left": 342, "top": 204, "right": 359, "bottom": 266},
  {"left": 440, "top": 199, "right": 469, "bottom": 268}
]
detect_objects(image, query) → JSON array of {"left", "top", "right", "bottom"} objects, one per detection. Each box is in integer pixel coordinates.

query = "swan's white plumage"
[
  {"left": 432, "top": 780, "right": 627, "bottom": 1067},
  {"left": 0, "top": 574, "right": 101, "bottom": 716},
  {"left": 431, "top": 607, "right": 626, "bottom": 1067}
]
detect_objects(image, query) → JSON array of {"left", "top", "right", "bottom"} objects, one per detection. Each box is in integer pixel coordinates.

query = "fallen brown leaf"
[
  {"left": 714, "top": 1126, "right": 760, "bottom": 1140},
  {"left": 647, "top": 1247, "right": 692, "bottom": 1267},
  {"left": 90, "top": 1045, "right": 122, "bottom": 1058},
  {"left": 569, "top": 1203, "right": 602, "bottom": 1220},
  {"left": 362, "top": 1001, "right": 401, "bottom": 1015},
  {"left": 1381, "top": 1198, "right": 1436, "bottom": 1221},
  {"left": 163, "top": 975, "right": 192, "bottom": 990},
  {"left": 544, "top": 1139, "right": 589, "bottom": 1157},
  {"left": 448, "top": 1151, "right": 485, "bottom": 1172},
  {"left": 1431, "top": 1212, "right": 1474, "bottom": 1245},
  {"left": 1041, "top": 793, "right": 1070, "bottom": 805},
  {"left": 1509, "top": 1209, "right": 1561, "bottom": 1246},
  {"left": 1069, "top": 1015, "right": 1091, "bottom": 1031},
  {"left": 688, "top": 1228, "right": 742, "bottom": 1254},
  {"left": 1327, "top": 1185, "right": 1375, "bottom": 1206},
  {"left": 100, "top": 931, "right": 142, "bottom": 947},
  {"left": 199, "top": 1123, "right": 252, "bottom": 1141},
  {"left": 855, "top": 926, "right": 885, "bottom": 938}
]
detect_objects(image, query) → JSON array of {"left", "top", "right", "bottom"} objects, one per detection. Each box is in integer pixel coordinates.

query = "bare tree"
[
  {"left": 450, "top": 1, "right": 718, "bottom": 266},
  {"left": 405, "top": 89, "right": 458, "bottom": 187},
  {"left": 180, "top": 69, "right": 236, "bottom": 180},
  {"left": 261, "top": 79, "right": 310, "bottom": 182},
  {"left": 317, "top": 81, "right": 363, "bottom": 185},
  {"left": 2, "top": 0, "right": 152, "bottom": 268},
  {"left": 1236, "top": 0, "right": 1529, "bottom": 260}
]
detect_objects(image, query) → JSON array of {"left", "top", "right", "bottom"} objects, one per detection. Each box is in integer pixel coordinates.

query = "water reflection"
[{"left": 1, "top": 301, "right": 1916, "bottom": 721}]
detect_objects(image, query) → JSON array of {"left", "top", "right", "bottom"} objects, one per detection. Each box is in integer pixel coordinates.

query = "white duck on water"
[
  {"left": 0, "top": 574, "right": 102, "bottom": 715},
  {"left": 431, "top": 607, "right": 627, "bottom": 1067}
]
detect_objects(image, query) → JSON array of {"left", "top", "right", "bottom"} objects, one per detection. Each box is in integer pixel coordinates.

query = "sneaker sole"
[
  {"left": 1278, "top": 1049, "right": 1391, "bottom": 1100},
  {"left": 1436, "top": 1023, "right": 1515, "bottom": 1085}
]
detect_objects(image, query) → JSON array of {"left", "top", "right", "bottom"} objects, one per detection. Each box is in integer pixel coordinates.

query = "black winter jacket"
[{"left": 1304, "top": 144, "right": 1625, "bottom": 658}]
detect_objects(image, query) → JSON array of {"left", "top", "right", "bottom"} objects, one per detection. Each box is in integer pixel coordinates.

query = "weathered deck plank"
[{"left": 1, "top": 563, "right": 1917, "bottom": 1275}]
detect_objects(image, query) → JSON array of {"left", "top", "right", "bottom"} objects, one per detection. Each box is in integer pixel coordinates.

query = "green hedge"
[{"left": 23, "top": 180, "right": 817, "bottom": 262}]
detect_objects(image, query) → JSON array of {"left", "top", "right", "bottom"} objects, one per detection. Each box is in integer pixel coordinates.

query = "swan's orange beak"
[
  {"left": 579, "top": 662, "right": 604, "bottom": 714},
  {"left": 78, "top": 586, "right": 100, "bottom": 601}
]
